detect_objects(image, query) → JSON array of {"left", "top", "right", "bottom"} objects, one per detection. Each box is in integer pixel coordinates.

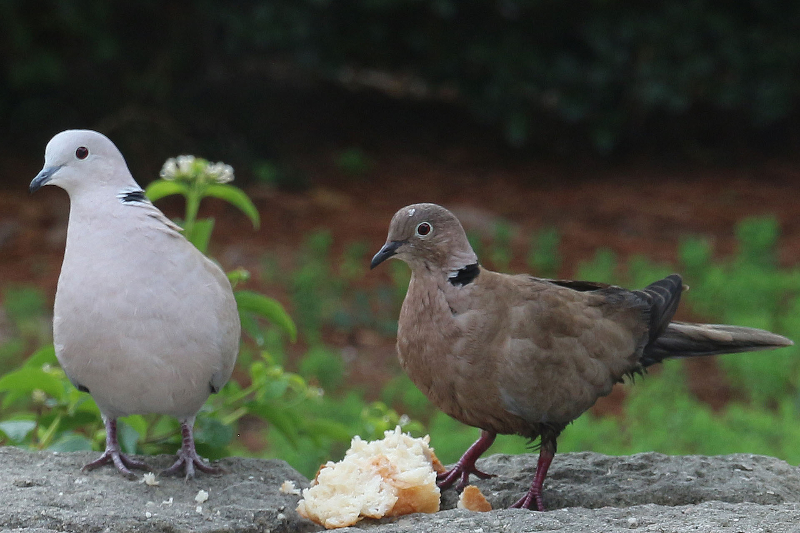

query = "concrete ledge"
[{"left": 2, "top": 447, "right": 799, "bottom": 532}]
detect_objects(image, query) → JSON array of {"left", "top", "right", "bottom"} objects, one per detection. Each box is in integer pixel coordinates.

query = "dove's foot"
[
  {"left": 436, "top": 430, "right": 496, "bottom": 491},
  {"left": 82, "top": 449, "right": 150, "bottom": 479},
  {"left": 82, "top": 416, "right": 150, "bottom": 479},
  {"left": 161, "top": 419, "right": 224, "bottom": 479},
  {"left": 509, "top": 439, "right": 555, "bottom": 511}
]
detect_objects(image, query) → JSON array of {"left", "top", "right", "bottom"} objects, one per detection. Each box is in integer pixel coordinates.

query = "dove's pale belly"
[{"left": 53, "top": 221, "right": 239, "bottom": 419}]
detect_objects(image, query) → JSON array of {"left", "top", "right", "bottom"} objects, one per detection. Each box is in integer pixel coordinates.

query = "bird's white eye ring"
[
  {"left": 75, "top": 147, "right": 89, "bottom": 159},
  {"left": 416, "top": 222, "right": 432, "bottom": 237}
]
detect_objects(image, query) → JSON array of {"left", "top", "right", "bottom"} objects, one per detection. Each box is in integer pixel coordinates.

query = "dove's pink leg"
[
  {"left": 161, "top": 418, "right": 223, "bottom": 479},
  {"left": 437, "top": 430, "right": 496, "bottom": 490},
  {"left": 82, "top": 416, "right": 150, "bottom": 479},
  {"left": 510, "top": 438, "right": 556, "bottom": 511}
]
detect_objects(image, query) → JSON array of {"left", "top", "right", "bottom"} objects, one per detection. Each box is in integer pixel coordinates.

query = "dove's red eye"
[
  {"left": 76, "top": 147, "right": 89, "bottom": 159},
  {"left": 416, "top": 222, "right": 432, "bottom": 236}
]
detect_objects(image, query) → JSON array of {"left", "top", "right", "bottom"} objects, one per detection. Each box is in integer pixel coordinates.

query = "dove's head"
[
  {"left": 371, "top": 203, "right": 478, "bottom": 273},
  {"left": 30, "top": 130, "right": 135, "bottom": 196}
]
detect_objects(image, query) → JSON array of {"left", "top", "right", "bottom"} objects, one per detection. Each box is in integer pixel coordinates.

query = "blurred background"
[{"left": 1, "top": 1, "right": 800, "bottom": 479}]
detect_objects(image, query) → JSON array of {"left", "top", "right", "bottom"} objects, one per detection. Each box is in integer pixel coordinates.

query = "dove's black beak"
[
  {"left": 30, "top": 165, "right": 62, "bottom": 193},
  {"left": 370, "top": 240, "right": 405, "bottom": 269}
]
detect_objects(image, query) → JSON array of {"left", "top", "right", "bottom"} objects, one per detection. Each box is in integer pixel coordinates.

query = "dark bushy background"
[{"left": 2, "top": 0, "right": 799, "bottom": 161}]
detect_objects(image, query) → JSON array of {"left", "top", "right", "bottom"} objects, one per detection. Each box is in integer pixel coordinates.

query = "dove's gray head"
[
  {"left": 371, "top": 203, "right": 478, "bottom": 274},
  {"left": 30, "top": 130, "right": 136, "bottom": 196}
]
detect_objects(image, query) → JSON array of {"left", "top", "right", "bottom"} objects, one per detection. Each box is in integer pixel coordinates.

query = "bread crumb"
[
  {"left": 457, "top": 485, "right": 492, "bottom": 512},
  {"left": 140, "top": 472, "right": 159, "bottom": 486},
  {"left": 297, "top": 427, "right": 440, "bottom": 529},
  {"left": 280, "top": 480, "right": 302, "bottom": 495},
  {"left": 195, "top": 490, "right": 209, "bottom": 504},
  {"left": 430, "top": 452, "right": 446, "bottom": 474}
]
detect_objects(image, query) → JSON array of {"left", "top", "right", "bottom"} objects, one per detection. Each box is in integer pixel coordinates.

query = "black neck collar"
[
  {"left": 118, "top": 189, "right": 148, "bottom": 204},
  {"left": 449, "top": 263, "right": 480, "bottom": 286}
]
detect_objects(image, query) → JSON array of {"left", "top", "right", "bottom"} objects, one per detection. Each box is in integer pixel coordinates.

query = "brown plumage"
[{"left": 370, "top": 203, "right": 793, "bottom": 511}]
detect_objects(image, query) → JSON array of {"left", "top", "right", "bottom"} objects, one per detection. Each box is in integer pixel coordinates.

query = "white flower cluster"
[
  {"left": 159, "top": 155, "right": 234, "bottom": 184},
  {"left": 206, "top": 161, "right": 234, "bottom": 184}
]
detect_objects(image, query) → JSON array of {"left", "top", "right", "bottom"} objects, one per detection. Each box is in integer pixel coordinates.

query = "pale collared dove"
[
  {"left": 30, "top": 130, "right": 240, "bottom": 479},
  {"left": 371, "top": 202, "right": 793, "bottom": 511}
]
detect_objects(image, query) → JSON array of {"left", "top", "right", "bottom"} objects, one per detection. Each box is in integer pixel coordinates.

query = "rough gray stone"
[
  {"left": 437, "top": 452, "right": 800, "bottom": 510},
  {"left": 0, "top": 446, "right": 316, "bottom": 533},
  {"left": 2, "top": 447, "right": 800, "bottom": 532}
]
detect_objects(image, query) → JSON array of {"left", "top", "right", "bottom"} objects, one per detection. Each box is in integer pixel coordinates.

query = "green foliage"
[
  {"left": 335, "top": 148, "right": 373, "bottom": 178},
  {"left": 381, "top": 374, "right": 432, "bottom": 420},
  {"left": 528, "top": 227, "right": 561, "bottom": 278},
  {"left": 299, "top": 346, "right": 345, "bottom": 391},
  {"left": 252, "top": 161, "right": 310, "bottom": 191},
  {"left": 145, "top": 156, "right": 259, "bottom": 253},
  {"left": 0, "top": 345, "right": 99, "bottom": 451},
  {"left": 2, "top": 286, "right": 46, "bottom": 329},
  {"left": 284, "top": 231, "right": 404, "bottom": 343},
  {"left": 235, "top": 290, "right": 297, "bottom": 343},
  {"left": 674, "top": 217, "right": 800, "bottom": 406},
  {"left": 488, "top": 221, "right": 513, "bottom": 272},
  {"left": 576, "top": 248, "right": 620, "bottom": 284},
  {"left": 289, "top": 231, "right": 339, "bottom": 344}
]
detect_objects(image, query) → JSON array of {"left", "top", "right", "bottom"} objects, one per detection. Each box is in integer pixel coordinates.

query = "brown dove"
[{"left": 370, "top": 202, "right": 793, "bottom": 511}]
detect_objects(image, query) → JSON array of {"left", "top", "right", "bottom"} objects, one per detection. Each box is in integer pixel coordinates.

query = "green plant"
[
  {"left": 0, "top": 286, "right": 50, "bottom": 366},
  {"left": 335, "top": 148, "right": 372, "bottom": 178},
  {"left": 0, "top": 345, "right": 99, "bottom": 452},
  {"left": 527, "top": 227, "right": 561, "bottom": 278},
  {"left": 488, "top": 220, "right": 513, "bottom": 272},
  {"left": 146, "top": 155, "right": 260, "bottom": 253},
  {"left": 290, "top": 230, "right": 339, "bottom": 344}
]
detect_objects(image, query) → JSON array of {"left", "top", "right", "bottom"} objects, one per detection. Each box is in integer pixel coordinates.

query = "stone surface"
[
  {"left": 0, "top": 447, "right": 315, "bottom": 533},
  {"left": 2, "top": 447, "right": 800, "bottom": 532}
]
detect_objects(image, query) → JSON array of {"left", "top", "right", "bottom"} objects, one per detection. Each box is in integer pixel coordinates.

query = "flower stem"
[{"left": 183, "top": 184, "right": 202, "bottom": 244}]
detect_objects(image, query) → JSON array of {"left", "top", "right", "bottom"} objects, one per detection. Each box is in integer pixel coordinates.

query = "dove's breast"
[{"left": 53, "top": 208, "right": 239, "bottom": 419}]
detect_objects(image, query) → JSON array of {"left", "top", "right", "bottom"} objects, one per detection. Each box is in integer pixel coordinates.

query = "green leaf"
[
  {"left": 117, "top": 420, "right": 141, "bottom": 455},
  {"left": 226, "top": 268, "right": 251, "bottom": 287},
  {"left": 24, "top": 344, "right": 58, "bottom": 368},
  {"left": 188, "top": 217, "right": 215, "bottom": 254},
  {"left": 304, "top": 418, "right": 352, "bottom": 442},
  {"left": 145, "top": 179, "right": 188, "bottom": 202},
  {"left": 121, "top": 415, "right": 149, "bottom": 438},
  {"left": 235, "top": 290, "right": 297, "bottom": 341},
  {"left": 259, "top": 378, "right": 289, "bottom": 401},
  {"left": 48, "top": 433, "right": 95, "bottom": 452},
  {"left": 70, "top": 394, "right": 101, "bottom": 416},
  {"left": 38, "top": 413, "right": 62, "bottom": 448},
  {"left": 59, "top": 411, "right": 100, "bottom": 432},
  {"left": 0, "top": 367, "right": 65, "bottom": 399},
  {"left": 195, "top": 416, "right": 235, "bottom": 449},
  {"left": 0, "top": 419, "right": 36, "bottom": 442},
  {"left": 204, "top": 184, "right": 260, "bottom": 229},
  {"left": 251, "top": 403, "right": 298, "bottom": 447}
]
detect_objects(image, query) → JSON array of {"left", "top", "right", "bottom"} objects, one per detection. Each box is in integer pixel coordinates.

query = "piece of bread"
[
  {"left": 296, "top": 427, "right": 441, "bottom": 529},
  {"left": 457, "top": 485, "right": 492, "bottom": 512}
]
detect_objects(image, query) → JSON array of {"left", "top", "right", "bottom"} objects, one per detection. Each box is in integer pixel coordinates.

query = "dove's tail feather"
[
  {"left": 635, "top": 274, "right": 685, "bottom": 344},
  {"left": 641, "top": 322, "right": 793, "bottom": 367}
]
